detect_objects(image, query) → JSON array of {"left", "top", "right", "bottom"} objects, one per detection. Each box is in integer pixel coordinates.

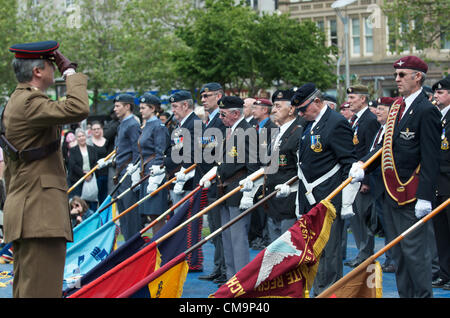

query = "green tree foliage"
[{"left": 173, "top": 0, "right": 337, "bottom": 98}]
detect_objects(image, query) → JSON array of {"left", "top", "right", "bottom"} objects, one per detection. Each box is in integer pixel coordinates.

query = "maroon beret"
[
  {"left": 254, "top": 98, "right": 272, "bottom": 107},
  {"left": 377, "top": 97, "right": 397, "bottom": 107},
  {"left": 393, "top": 56, "right": 428, "bottom": 73},
  {"left": 340, "top": 102, "right": 350, "bottom": 109}
]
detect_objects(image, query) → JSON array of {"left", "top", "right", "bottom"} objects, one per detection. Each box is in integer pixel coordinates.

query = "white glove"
[
  {"left": 275, "top": 184, "right": 291, "bottom": 198},
  {"left": 131, "top": 169, "right": 141, "bottom": 186},
  {"left": 415, "top": 199, "right": 432, "bottom": 219},
  {"left": 239, "top": 178, "right": 253, "bottom": 192},
  {"left": 239, "top": 192, "right": 254, "bottom": 210},
  {"left": 146, "top": 173, "right": 166, "bottom": 194},
  {"left": 97, "top": 157, "right": 112, "bottom": 169},
  {"left": 199, "top": 166, "right": 217, "bottom": 189},
  {"left": 173, "top": 182, "right": 185, "bottom": 194},
  {"left": 349, "top": 161, "right": 364, "bottom": 183},
  {"left": 341, "top": 181, "right": 360, "bottom": 220},
  {"left": 126, "top": 162, "right": 140, "bottom": 175},
  {"left": 175, "top": 167, "right": 195, "bottom": 182},
  {"left": 150, "top": 165, "right": 165, "bottom": 176}
]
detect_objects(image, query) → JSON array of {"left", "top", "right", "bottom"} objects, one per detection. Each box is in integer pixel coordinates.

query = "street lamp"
[{"left": 332, "top": 0, "right": 357, "bottom": 90}]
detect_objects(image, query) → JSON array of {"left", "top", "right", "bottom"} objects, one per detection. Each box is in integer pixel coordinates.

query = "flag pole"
[
  {"left": 317, "top": 196, "right": 450, "bottom": 298},
  {"left": 67, "top": 149, "right": 116, "bottom": 194},
  {"left": 153, "top": 168, "right": 265, "bottom": 246},
  {"left": 111, "top": 163, "right": 197, "bottom": 223},
  {"left": 117, "top": 174, "right": 299, "bottom": 298},
  {"left": 139, "top": 174, "right": 217, "bottom": 235}
]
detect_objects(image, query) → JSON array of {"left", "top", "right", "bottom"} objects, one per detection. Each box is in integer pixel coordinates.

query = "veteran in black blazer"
[{"left": 290, "top": 83, "right": 357, "bottom": 296}]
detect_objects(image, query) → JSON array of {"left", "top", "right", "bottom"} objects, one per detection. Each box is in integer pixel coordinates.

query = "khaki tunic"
[{"left": 2, "top": 73, "right": 89, "bottom": 243}]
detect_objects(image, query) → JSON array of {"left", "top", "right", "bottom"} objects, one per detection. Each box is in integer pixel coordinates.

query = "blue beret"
[
  {"left": 140, "top": 93, "right": 161, "bottom": 105},
  {"left": 291, "top": 83, "right": 318, "bottom": 106},
  {"left": 9, "top": 40, "right": 59, "bottom": 60},
  {"left": 218, "top": 96, "right": 244, "bottom": 109},
  {"left": 169, "top": 90, "right": 192, "bottom": 103},
  {"left": 114, "top": 93, "right": 135, "bottom": 104},
  {"left": 200, "top": 82, "right": 222, "bottom": 94}
]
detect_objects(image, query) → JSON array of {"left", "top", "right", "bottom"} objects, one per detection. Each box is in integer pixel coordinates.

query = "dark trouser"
[
  {"left": 206, "top": 197, "right": 226, "bottom": 277},
  {"left": 433, "top": 195, "right": 450, "bottom": 282},
  {"left": 117, "top": 175, "right": 140, "bottom": 241},
  {"left": 383, "top": 196, "right": 433, "bottom": 298},
  {"left": 13, "top": 237, "right": 66, "bottom": 298},
  {"left": 349, "top": 191, "right": 374, "bottom": 261}
]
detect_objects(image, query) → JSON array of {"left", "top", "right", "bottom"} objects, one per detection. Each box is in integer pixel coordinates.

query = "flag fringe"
[{"left": 302, "top": 199, "right": 336, "bottom": 294}]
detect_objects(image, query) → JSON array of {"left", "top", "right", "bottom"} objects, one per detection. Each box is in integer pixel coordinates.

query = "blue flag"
[
  {"left": 64, "top": 220, "right": 118, "bottom": 285},
  {"left": 67, "top": 196, "right": 113, "bottom": 249}
]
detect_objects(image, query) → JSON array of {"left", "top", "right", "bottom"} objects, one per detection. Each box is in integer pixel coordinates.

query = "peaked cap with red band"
[{"left": 9, "top": 40, "right": 59, "bottom": 60}]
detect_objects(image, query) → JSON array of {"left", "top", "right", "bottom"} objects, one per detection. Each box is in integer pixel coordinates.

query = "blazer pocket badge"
[{"left": 400, "top": 128, "right": 415, "bottom": 141}]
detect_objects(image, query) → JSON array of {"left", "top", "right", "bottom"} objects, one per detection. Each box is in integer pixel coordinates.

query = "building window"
[
  {"left": 66, "top": 0, "right": 75, "bottom": 7},
  {"left": 351, "top": 17, "right": 360, "bottom": 56},
  {"left": 328, "top": 19, "right": 338, "bottom": 47},
  {"left": 364, "top": 17, "right": 373, "bottom": 55}
]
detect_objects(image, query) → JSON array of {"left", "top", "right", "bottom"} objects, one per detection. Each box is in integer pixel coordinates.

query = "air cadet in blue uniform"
[
  {"left": 111, "top": 94, "right": 141, "bottom": 241},
  {"left": 136, "top": 93, "right": 170, "bottom": 235}
]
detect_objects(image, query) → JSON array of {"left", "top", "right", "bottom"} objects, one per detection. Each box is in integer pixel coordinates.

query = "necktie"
[
  {"left": 205, "top": 117, "right": 209, "bottom": 126},
  {"left": 371, "top": 127, "right": 383, "bottom": 150},
  {"left": 300, "top": 122, "right": 312, "bottom": 150},
  {"left": 350, "top": 114, "right": 357, "bottom": 128},
  {"left": 397, "top": 99, "right": 406, "bottom": 122}
]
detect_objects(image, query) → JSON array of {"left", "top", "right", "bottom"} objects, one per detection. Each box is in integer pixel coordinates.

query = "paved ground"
[{"left": 1, "top": 231, "right": 449, "bottom": 298}]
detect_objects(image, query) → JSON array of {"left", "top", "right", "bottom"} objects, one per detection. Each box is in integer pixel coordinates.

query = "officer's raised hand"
[{"left": 53, "top": 49, "right": 78, "bottom": 75}]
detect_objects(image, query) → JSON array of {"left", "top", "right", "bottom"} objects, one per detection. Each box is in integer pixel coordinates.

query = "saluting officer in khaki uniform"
[{"left": 2, "top": 41, "right": 89, "bottom": 297}]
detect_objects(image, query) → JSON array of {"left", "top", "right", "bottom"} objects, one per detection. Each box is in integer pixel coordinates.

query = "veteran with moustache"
[
  {"left": 352, "top": 56, "right": 441, "bottom": 297},
  {"left": 277, "top": 83, "right": 358, "bottom": 296},
  {"left": 2, "top": 41, "right": 89, "bottom": 297}
]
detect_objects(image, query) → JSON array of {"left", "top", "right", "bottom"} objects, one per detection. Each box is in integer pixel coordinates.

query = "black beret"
[
  {"left": 291, "top": 83, "right": 318, "bottom": 107},
  {"left": 9, "top": 40, "right": 59, "bottom": 60},
  {"left": 140, "top": 93, "right": 161, "bottom": 105},
  {"left": 114, "top": 93, "right": 135, "bottom": 104},
  {"left": 346, "top": 84, "right": 369, "bottom": 95},
  {"left": 432, "top": 75, "right": 450, "bottom": 91},
  {"left": 368, "top": 100, "right": 378, "bottom": 108},
  {"left": 169, "top": 90, "right": 192, "bottom": 103},
  {"left": 200, "top": 82, "right": 222, "bottom": 94},
  {"left": 323, "top": 94, "right": 337, "bottom": 104},
  {"left": 218, "top": 96, "right": 244, "bottom": 109},
  {"left": 272, "top": 89, "right": 296, "bottom": 103}
]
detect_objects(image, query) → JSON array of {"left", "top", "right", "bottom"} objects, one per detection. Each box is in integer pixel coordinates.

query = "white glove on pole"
[
  {"left": 415, "top": 199, "right": 432, "bottom": 219},
  {"left": 175, "top": 166, "right": 195, "bottom": 183},
  {"left": 275, "top": 184, "right": 291, "bottom": 198},
  {"left": 126, "top": 162, "right": 140, "bottom": 175},
  {"left": 341, "top": 181, "right": 360, "bottom": 219},
  {"left": 349, "top": 161, "right": 365, "bottom": 184},
  {"left": 97, "top": 157, "right": 112, "bottom": 169},
  {"left": 239, "top": 178, "right": 254, "bottom": 192},
  {"left": 150, "top": 165, "right": 165, "bottom": 176},
  {"left": 239, "top": 167, "right": 265, "bottom": 192},
  {"left": 199, "top": 166, "right": 217, "bottom": 189},
  {"left": 239, "top": 191, "right": 254, "bottom": 210},
  {"left": 146, "top": 173, "right": 166, "bottom": 194}
]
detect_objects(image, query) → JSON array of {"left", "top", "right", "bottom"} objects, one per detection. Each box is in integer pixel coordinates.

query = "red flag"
[{"left": 211, "top": 200, "right": 336, "bottom": 298}]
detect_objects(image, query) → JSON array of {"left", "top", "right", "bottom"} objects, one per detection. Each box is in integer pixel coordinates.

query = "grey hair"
[
  {"left": 12, "top": 58, "right": 45, "bottom": 83},
  {"left": 418, "top": 71, "right": 426, "bottom": 86},
  {"left": 75, "top": 128, "right": 86, "bottom": 137},
  {"left": 185, "top": 99, "right": 195, "bottom": 110}
]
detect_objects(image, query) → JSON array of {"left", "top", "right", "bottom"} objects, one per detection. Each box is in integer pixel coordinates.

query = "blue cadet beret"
[
  {"left": 9, "top": 40, "right": 59, "bottom": 60},
  {"left": 200, "top": 82, "right": 222, "bottom": 94},
  {"left": 140, "top": 93, "right": 161, "bottom": 105},
  {"left": 114, "top": 93, "right": 135, "bottom": 104},
  {"left": 169, "top": 90, "right": 192, "bottom": 103},
  {"left": 432, "top": 75, "right": 450, "bottom": 91},
  {"left": 218, "top": 96, "right": 244, "bottom": 109},
  {"left": 291, "top": 83, "right": 318, "bottom": 107}
]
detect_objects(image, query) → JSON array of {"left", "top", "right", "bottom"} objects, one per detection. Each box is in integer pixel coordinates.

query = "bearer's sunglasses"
[
  {"left": 297, "top": 98, "right": 315, "bottom": 113},
  {"left": 394, "top": 71, "right": 417, "bottom": 79}
]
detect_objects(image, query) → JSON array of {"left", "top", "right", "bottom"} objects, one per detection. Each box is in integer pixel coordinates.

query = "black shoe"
[
  {"left": 381, "top": 264, "right": 396, "bottom": 273},
  {"left": 432, "top": 277, "right": 449, "bottom": 288},
  {"left": 344, "top": 258, "right": 362, "bottom": 267},
  {"left": 213, "top": 276, "right": 227, "bottom": 284},
  {"left": 198, "top": 273, "right": 220, "bottom": 281},
  {"left": 443, "top": 282, "right": 450, "bottom": 290}
]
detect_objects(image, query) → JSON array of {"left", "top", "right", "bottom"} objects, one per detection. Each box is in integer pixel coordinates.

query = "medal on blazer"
[
  {"left": 228, "top": 146, "right": 238, "bottom": 157},
  {"left": 310, "top": 135, "right": 322, "bottom": 152},
  {"left": 279, "top": 154, "right": 287, "bottom": 166},
  {"left": 441, "top": 121, "right": 448, "bottom": 150},
  {"left": 352, "top": 126, "right": 359, "bottom": 145}
]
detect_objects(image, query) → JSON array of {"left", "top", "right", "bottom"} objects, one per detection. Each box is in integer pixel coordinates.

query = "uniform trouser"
[
  {"left": 12, "top": 237, "right": 66, "bottom": 298},
  {"left": 117, "top": 175, "right": 140, "bottom": 241},
  {"left": 312, "top": 216, "right": 344, "bottom": 296},
  {"left": 383, "top": 196, "right": 433, "bottom": 298},
  {"left": 220, "top": 205, "right": 251, "bottom": 280},
  {"left": 207, "top": 197, "right": 226, "bottom": 277},
  {"left": 433, "top": 195, "right": 450, "bottom": 282},
  {"left": 267, "top": 217, "right": 297, "bottom": 244},
  {"left": 349, "top": 191, "right": 374, "bottom": 261}
]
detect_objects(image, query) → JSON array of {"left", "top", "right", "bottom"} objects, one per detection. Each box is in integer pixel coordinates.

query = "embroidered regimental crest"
[
  {"left": 279, "top": 154, "right": 287, "bottom": 166},
  {"left": 400, "top": 128, "right": 415, "bottom": 140}
]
